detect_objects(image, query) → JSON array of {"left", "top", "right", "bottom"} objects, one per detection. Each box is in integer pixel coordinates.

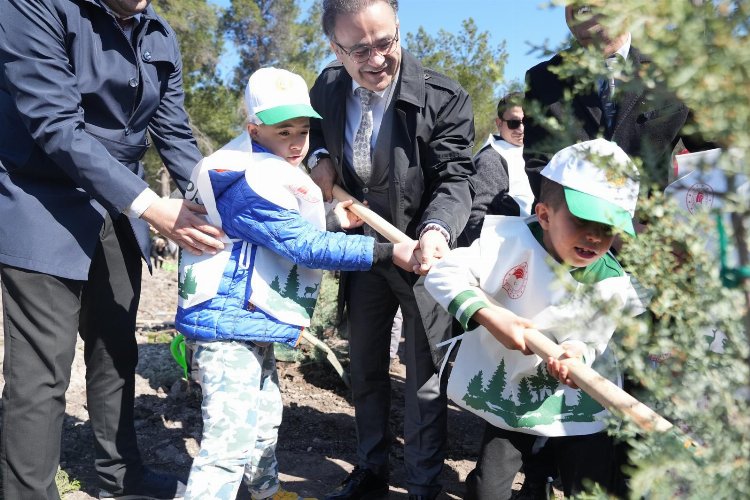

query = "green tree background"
[
  {"left": 532, "top": 1, "right": 749, "bottom": 498},
  {"left": 143, "top": 1, "right": 511, "bottom": 192},
  {"left": 405, "top": 19, "right": 509, "bottom": 150}
]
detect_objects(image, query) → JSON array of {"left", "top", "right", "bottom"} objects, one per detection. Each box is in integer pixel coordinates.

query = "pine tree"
[
  {"left": 270, "top": 276, "right": 281, "bottom": 293},
  {"left": 484, "top": 359, "right": 507, "bottom": 406},
  {"left": 405, "top": 19, "right": 508, "bottom": 151},
  {"left": 221, "top": 0, "right": 326, "bottom": 90},
  {"left": 529, "top": 364, "right": 547, "bottom": 401},
  {"left": 178, "top": 268, "right": 198, "bottom": 300},
  {"left": 283, "top": 265, "right": 301, "bottom": 301},
  {"left": 466, "top": 371, "right": 485, "bottom": 396},
  {"left": 517, "top": 378, "right": 533, "bottom": 406}
]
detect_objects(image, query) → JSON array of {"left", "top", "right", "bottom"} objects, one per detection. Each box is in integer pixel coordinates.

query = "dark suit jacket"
[
  {"left": 524, "top": 46, "right": 706, "bottom": 197},
  {"left": 309, "top": 50, "right": 475, "bottom": 367},
  {"left": 0, "top": 0, "right": 201, "bottom": 279},
  {"left": 308, "top": 50, "right": 475, "bottom": 245}
]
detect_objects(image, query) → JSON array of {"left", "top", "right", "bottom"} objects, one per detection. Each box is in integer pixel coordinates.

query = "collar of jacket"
[
  {"left": 78, "top": 0, "right": 165, "bottom": 28},
  {"left": 394, "top": 49, "right": 426, "bottom": 109},
  {"left": 556, "top": 43, "right": 650, "bottom": 75}
]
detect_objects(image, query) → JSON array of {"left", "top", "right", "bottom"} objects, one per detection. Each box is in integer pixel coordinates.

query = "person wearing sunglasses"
[
  {"left": 458, "top": 93, "right": 534, "bottom": 247},
  {"left": 306, "top": 1, "right": 475, "bottom": 499}
]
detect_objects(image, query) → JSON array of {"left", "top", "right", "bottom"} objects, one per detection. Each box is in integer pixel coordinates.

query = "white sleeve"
[{"left": 424, "top": 240, "right": 492, "bottom": 330}]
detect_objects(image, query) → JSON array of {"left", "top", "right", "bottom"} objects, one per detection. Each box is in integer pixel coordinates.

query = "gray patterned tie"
[{"left": 353, "top": 87, "right": 374, "bottom": 183}]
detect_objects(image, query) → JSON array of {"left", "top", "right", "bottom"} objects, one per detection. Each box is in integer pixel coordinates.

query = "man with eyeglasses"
[
  {"left": 458, "top": 93, "right": 534, "bottom": 247},
  {"left": 306, "top": 1, "right": 475, "bottom": 499}
]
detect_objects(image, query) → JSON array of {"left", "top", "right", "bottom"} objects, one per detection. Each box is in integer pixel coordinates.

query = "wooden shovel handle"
[{"left": 332, "top": 184, "right": 674, "bottom": 433}]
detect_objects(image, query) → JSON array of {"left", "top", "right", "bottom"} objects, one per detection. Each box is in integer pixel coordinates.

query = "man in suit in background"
[
  {"left": 0, "top": 0, "right": 223, "bottom": 498},
  {"left": 307, "top": 1, "right": 475, "bottom": 498},
  {"left": 524, "top": 2, "right": 707, "bottom": 197}
]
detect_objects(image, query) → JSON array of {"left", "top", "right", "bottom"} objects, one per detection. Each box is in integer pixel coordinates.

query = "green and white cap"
[
  {"left": 244, "top": 67, "right": 322, "bottom": 125},
  {"left": 540, "top": 139, "right": 639, "bottom": 236}
]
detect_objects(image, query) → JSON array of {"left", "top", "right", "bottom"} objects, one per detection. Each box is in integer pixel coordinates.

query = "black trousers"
[
  {"left": 1, "top": 215, "right": 143, "bottom": 499},
  {"left": 465, "top": 425, "right": 617, "bottom": 500},
  {"left": 345, "top": 264, "right": 448, "bottom": 497}
]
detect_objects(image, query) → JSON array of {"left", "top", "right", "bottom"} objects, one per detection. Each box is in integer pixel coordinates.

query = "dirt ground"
[{"left": 0, "top": 265, "right": 517, "bottom": 499}]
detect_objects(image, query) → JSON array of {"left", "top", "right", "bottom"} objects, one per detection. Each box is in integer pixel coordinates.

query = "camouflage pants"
[{"left": 185, "top": 340, "right": 283, "bottom": 500}]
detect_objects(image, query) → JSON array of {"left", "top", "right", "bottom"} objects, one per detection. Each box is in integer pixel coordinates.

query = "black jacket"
[{"left": 308, "top": 50, "right": 476, "bottom": 245}]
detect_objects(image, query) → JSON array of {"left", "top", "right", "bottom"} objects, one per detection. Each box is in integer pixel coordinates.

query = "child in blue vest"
[{"left": 176, "top": 67, "right": 418, "bottom": 500}]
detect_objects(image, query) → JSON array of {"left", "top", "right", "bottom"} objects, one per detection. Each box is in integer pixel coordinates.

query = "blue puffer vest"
[{"left": 175, "top": 140, "right": 374, "bottom": 346}]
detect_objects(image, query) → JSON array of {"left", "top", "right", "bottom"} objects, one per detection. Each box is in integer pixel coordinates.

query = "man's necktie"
[
  {"left": 600, "top": 55, "right": 618, "bottom": 132},
  {"left": 353, "top": 87, "right": 374, "bottom": 183}
]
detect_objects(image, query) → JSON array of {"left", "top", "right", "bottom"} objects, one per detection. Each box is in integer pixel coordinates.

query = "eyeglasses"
[
  {"left": 334, "top": 28, "right": 400, "bottom": 64},
  {"left": 501, "top": 118, "right": 525, "bottom": 130}
]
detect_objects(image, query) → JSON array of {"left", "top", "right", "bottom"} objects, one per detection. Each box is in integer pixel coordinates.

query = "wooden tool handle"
[
  {"left": 332, "top": 185, "right": 411, "bottom": 244},
  {"left": 331, "top": 184, "right": 674, "bottom": 433}
]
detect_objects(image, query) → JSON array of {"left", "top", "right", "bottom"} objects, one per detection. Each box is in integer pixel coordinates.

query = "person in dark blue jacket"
[
  {"left": 175, "top": 67, "right": 419, "bottom": 500},
  {"left": 0, "top": 0, "right": 224, "bottom": 498}
]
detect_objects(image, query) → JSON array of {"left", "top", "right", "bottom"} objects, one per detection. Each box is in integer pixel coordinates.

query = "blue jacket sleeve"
[{"left": 218, "top": 177, "right": 376, "bottom": 271}]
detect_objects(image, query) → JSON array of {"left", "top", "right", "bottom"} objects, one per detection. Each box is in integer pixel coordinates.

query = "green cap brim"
[
  {"left": 564, "top": 187, "right": 635, "bottom": 236},
  {"left": 255, "top": 104, "right": 322, "bottom": 125}
]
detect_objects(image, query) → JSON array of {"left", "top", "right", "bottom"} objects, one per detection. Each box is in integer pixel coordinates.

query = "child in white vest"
[
  {"left": 176, "top": 67, "right": 418, "bottom": 500},
  {"left": 425, "top": 138, "right": 645, "bottom": 498}
]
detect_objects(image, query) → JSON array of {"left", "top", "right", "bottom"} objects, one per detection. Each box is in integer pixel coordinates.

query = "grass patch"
[
  {"left": 142, "top": 329, "right": 176, "bottom": 344},
  {"left": 56, "top": 468, "right": 81, "bottom": 496}
]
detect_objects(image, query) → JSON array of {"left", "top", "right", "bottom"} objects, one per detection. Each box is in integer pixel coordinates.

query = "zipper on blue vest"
[{"left": 241, "top": 242, "right": 258, "bottom": 309}]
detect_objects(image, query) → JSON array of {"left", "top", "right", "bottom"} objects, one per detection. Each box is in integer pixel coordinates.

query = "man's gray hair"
[{"left": 322, "top": 0, "right": 399, "bottom": 39}]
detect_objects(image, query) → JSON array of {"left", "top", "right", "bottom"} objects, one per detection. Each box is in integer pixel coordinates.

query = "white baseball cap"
[
  {"left": 244, "top": 67, "right": 321, "bottom": 125},
  {"left": 540, "top": 138, "right": 640, "bottom": 236}
]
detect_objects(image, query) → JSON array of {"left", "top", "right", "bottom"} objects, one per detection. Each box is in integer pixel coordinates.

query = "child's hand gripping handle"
[{"left": 332, "top": 185, "right": 411, "bottom": 244}]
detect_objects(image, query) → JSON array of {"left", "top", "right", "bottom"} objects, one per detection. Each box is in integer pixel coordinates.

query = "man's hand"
[
  {"left": 546, "top": 343, "right": 585, "bottom": 389},
  {"left": 474, "top": 307, "right": 534, "bottom": 354},
  {"left": 309, "top": 158, "right": 337, "bottom": 202},
  {"left": 417, "top": 229, "right": 449, "bottom": 275},
  {"left": 141, "top": 198, "right": 224, "bottom": 256},
  {"left": 392, "top": 240, "right": 420, "bottom": 272}
]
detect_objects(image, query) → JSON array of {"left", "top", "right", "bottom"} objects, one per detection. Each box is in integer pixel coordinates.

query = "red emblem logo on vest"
[
  {"left": 686, "top": 182, "right": 714, "bottom": 215},
  {"left": 288, "top": 183, "right": 321, "bottom": 203},
  {"left": 502, "top": 262, "right": 528, "bottom": 299}
]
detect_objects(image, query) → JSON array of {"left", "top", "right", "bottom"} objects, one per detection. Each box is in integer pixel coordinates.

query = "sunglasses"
[{"left": 502, "top": 118, "right": 525, "bottom": 130}]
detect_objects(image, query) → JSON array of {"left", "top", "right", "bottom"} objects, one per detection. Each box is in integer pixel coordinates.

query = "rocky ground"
[{"left": 0, "top": 265, "right": 523, "bottom": 499}]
